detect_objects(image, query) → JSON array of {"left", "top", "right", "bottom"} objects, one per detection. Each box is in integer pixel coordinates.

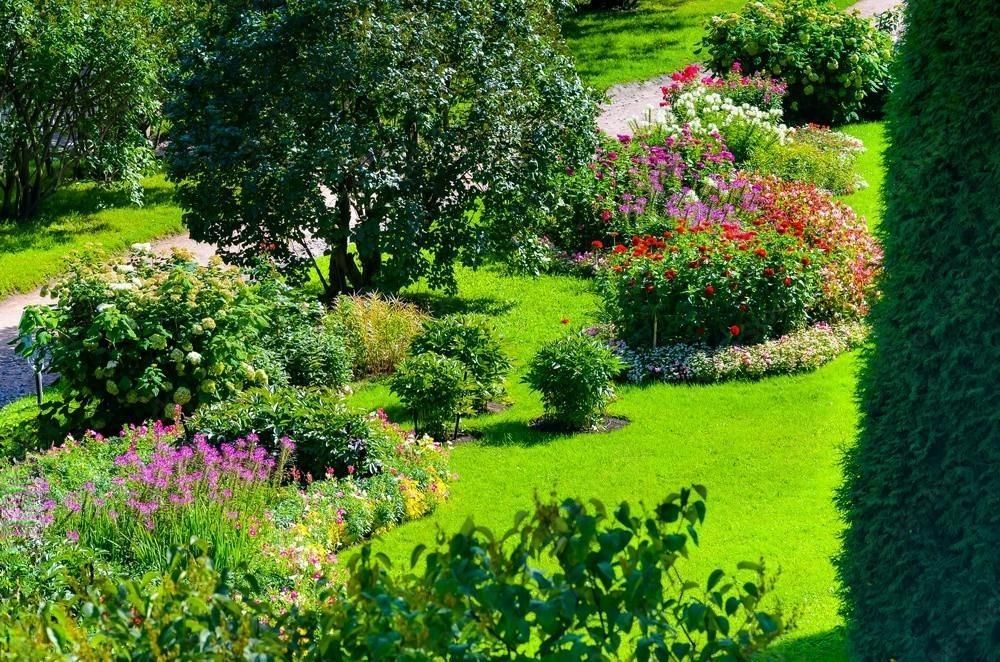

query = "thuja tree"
[
  {"left": 0, "top": 0, "right": 160, "bottom": 220},
  {"left": 165, "top": 0, "right": 598, "bottom": 295},
  {"left": 836, "top": 0, "right": 1000, "bottom": 658}
]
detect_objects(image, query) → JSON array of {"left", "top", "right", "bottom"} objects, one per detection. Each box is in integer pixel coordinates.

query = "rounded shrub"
[
  {"left": 390, "top": 352, "right": 468, "bottom": 441},
  {"left": 702, "top": 0, "right": 893, "bottom": 123},
  {"left": 280, "top": 325, "right": 352, "bottom": 389},
  {"left": 189, "top": 387, "right": 395, "bottom": 481},
  {"left": 523, "top": 334, "right": 622, "bottom": 430},
  {"left": 410, "top": 314, "right": 511, "bottom": 411}
]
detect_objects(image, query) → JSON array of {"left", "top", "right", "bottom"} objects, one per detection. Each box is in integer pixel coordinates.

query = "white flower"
[
  {"left": 96, "top": 303, "right": 114, "bottom": 313},
  {"left": 109, "top": 282, "right": 133, "bottom": 291},
  {"left": 186, "top": 351, "right": 203, "bottom": 365},
  {"left": 131, "top": 243, "right": 152, "bottom": 253}
]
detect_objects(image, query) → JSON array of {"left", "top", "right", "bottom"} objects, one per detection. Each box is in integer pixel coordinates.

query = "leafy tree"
[
  {"left": 165, "top": 0, "right": 598, "bottom": 295},
  {"left": 0, "top": 0, "right": 161, "bottom": 220},
  {"left": 836, "top": 0, "right": 1000, "bottom": 658}
]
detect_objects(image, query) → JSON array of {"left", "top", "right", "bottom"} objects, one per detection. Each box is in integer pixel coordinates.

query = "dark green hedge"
[{"left": 836, "top": 0, "right": 1000, "bottom": 659}]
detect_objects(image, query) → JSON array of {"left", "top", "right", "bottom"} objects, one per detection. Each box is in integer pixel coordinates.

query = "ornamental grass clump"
[{"left": 523, "top": 333, "right": 622, "bottom": 431}]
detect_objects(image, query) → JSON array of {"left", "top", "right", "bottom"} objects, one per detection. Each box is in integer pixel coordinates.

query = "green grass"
[
  {"left": 0, "top": 174, "right": 183, "bottom": 297},
  {"left": 343, "top": 266, "right": 854, "bottom": 660},
  {"left": 838, "top": 122, "right": 887, "bottom": 228},
  {"left": 564, "top": 0, "right": 858, "bottom": 91}
]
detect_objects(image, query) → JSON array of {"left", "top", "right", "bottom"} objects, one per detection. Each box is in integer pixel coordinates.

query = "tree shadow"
[
  {"left": 401, "top": 290, "right": 516, "bottom": 318},
  {"left": 764, "top": 626, "right": 849, "bottom": 661}
]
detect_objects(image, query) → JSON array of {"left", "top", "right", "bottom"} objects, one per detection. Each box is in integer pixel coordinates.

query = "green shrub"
[
  {"left": 523, "top": 334, "right": 621, "bottom": 430},
  {"left": 0, "top": 487, "right": 790, "bottom": 659},
  {"left": 279, "top": 325, "right": 352, "bottom": 389},
  {"left": 836, "top": 1, "right": 1000, "bottom": 658},
  {"left": 189, "top": 387, "right": 394, "bottom": 480},
  {"left": 16, "top": 250, "right": 273, "bottom": 438},
  {"left": 326, "top": 294, "right": 427, "bottom": 377},
  {"left": 702, "top": 0, "right": 893, "bottom": 123},
  {"left": 410, "top": 314, "right": 511, "bottom": 410},
  {"left": 750, "top": 124, "right": 865, "bottom": 194},
  {"left": 390, "top": 353, "right": 468, "bottom": 441}
]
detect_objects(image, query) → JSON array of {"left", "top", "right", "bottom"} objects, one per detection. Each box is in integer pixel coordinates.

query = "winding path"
[{"left": 0, "top": 0, "right": 904, "bottom": 405}]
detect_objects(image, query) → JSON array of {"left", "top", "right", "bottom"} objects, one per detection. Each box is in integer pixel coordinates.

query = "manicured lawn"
[
  {"left": 0, "top": 174, "right": 183, "bottom": 297},
  {"left": 345, "top": 266, "right": 854, "bottom": 660},
  {"left": 564, "top": 0, "right": 857, "bottom": 91},
  {"left": 839, "top": 122, "right": 887, "bottom": 229}
]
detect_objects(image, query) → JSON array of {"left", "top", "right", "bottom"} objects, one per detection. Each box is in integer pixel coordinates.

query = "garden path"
[
  {"left": 596, "top": 0, "right": 904, "bottom": 135},
  {"left": 0, "top": 234, "right": 215, "bottom": 405}
]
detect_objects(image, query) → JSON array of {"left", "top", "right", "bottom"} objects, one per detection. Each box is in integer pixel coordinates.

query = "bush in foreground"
[{"left": 1, "top": 486, "right": 791, "bottom": 659}]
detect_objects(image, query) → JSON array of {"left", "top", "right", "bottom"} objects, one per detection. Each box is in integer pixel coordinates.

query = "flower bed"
[
  {"left": 608, "top": 320, "right": 868, "bottom": 384},
  {"left": 0, "top": 411, "right": 450, "bottom": 609}
]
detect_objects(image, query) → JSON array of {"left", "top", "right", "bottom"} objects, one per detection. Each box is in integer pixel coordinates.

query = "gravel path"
[
  {"left": 0, "top": 234, "right": 215, "bottom": 405},
  {"left": 597, "top": 0, "right": 904, "bottom": 135}
]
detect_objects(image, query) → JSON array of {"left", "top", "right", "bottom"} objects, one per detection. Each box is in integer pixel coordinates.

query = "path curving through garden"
[{"left": 597, "top": 0, "right": 904, "bottom": 135}]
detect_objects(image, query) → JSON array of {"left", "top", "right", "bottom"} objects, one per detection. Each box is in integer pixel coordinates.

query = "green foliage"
[
  {"left": 0, "top": 0, "right": 160, "bottom": 220},
  {"left": 523, "top": 333, "right": 621, "bottom": 430},
  {"left": 390, "top": 353, "right": 469, "bottom": 441},
  {"left": 15, "top": 250, "right": 271, "bottom": 438},
  {"left": 166, "top": 0, "right": 598, "bottom": 295},
  {"left": 836, "top": 1, "right": 1000, "bottom": 659},
  {"left": 0, "top": 487, "right": 791, "bottom": 659},
  {"left": 325, "top": 294, "right": 427, "bottom": 377},
  {"left": 189, "top": 387, "right": 394, "bottom": 481},
  {"left": 751, "top": 125, "right": 865, "bottom": 194},
  {"left": 702, "top": 0, "right": 893, "bottom": 123},
  {"left": 410, "top": 314, "right": 511, "bottom": 410}
]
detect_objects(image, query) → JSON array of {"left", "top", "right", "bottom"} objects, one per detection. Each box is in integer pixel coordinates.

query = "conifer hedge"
[{"left": 836, "top": 0, "right": 1000, "bottom": 658}]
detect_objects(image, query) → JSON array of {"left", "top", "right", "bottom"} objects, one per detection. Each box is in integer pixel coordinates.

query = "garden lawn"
[
  {"left": 346, "top": 267, "right": 855, "bottom": 660},
  {"left": 0, "top": 174, "right": 183, "bottom": 297},
  {"left": 564, "top": 0, "right": 856, "bottom": 91},
  {"left": 838, "top": 122, "right": 886, "bottom": 229}
]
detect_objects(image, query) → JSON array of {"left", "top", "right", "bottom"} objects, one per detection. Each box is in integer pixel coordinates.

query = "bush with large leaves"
[{"left": 166, "top": 0, "right": 598, "bottom": 295}]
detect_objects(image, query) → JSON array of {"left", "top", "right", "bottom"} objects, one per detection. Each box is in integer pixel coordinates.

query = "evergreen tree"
[{"left": 836, "top": 0, "right": 1000, "bottom": 658}]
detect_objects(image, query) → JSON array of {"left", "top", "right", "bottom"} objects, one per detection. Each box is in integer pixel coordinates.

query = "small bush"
[
  {"left": 279, "top": 325, "right": 352, "bottom": 389},
  {"left": 189, "top": 387, "right": 393, "bottom": 481},
  {"left": 16, "top": 250, "right": 273, "bottom": 437},
  {"left": 0, "top": 486, "right": 791, "bottom": 659},
  {"left": 523, "top": 334, "right": 621, "bottom": 430},
  {"left": 326, "top": 294, "right": 427, "bottom": 377},
  {"left": 750, "top": 124, "right": 865, "bottom": 194},
  {"left": 410, "top": 314, "right": 511, "bottom": 410},
  {"left": 702, "top": 0, "right": 894, "bottom": 123},
  {"left": 390, "top": 353, "right": 468, "bottom": 441}
]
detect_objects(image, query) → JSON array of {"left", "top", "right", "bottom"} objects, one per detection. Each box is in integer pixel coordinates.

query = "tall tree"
[
  {"left": 165, "top": 0, "right": 598, "bottom": 295},
  {"left": 0, "top": 0, "right": 160, "bottom": 220},
  {"left": 836, "top": 1, "right": 1000, "bottom": 658}
]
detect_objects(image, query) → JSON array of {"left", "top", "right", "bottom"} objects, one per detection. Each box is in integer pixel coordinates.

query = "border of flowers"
[{"left": 608, "top": 321, "right": 868, "bottom": 384}]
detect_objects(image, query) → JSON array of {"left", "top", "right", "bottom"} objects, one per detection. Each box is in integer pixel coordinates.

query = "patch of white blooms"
[{"left": 631, "top": 86, "right": 788, "bottom": 145}]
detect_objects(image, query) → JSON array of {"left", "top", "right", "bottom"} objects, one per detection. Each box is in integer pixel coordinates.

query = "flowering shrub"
[
  {"left": 662, "top": 63, "right": 787, "bottom": 113},
  {"left": 609, "top": 320, "right": 868, "bottom": 383},
  {"left": 702, "top": 0, "right": 894, "bottom": 123},
  {"left": 523, "top": 333, "right": 622, "bottom": 430},
  {"left": 16, "top": 249, "right": 273, "bottom": 437},
  {"left": 596, "top": 173, "right": 880, "bottom": 348}
]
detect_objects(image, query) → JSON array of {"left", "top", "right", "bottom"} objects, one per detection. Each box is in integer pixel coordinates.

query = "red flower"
[
  {"left": 764, "top": 268, "right": 775, "bottom": 278},
  {"left": 783, "top": 276, "right": 793, "bottom": 286},
  {"left": 754, "top": 247, "right": 767, "bottom": 258},
  {"left": 645, "top": 284, "right": 655, "bottom": 292},
  {"left": 729, "top": 325, "right": 741, "bottom": 336},
  {"left": 613, "top": 244, "right": 627, "bottom": 254},
  {"left": 612, "top": 265, "right": 623, "bottom": 273},
  {"left": 688, "top": 259, "right": 700, "bottom": 269},
  {"left": 801, "top": 256, "right": 811, "bottom": 267},
  {"left": 704, "top": 284, "right": 715, "bottom": 296},
  {"left": 560, "top": 318, "right": 570, "bottom": 325},
  {"left": 663, "top": 269, "right": 677, "bottom": 280},
  {"left": 591, "top": 240, "right": 604, "bottom": 249},
  {"left": 600, "top": 209, "right": 612, "bottom": 222}
]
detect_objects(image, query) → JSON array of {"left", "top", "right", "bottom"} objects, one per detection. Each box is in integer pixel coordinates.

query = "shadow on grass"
[
  {"left": 402, "top": 290, "right": 516, "bottom": 318},
  {"left": 765, "top": 625, "right": 849, "bottom": 661}
]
